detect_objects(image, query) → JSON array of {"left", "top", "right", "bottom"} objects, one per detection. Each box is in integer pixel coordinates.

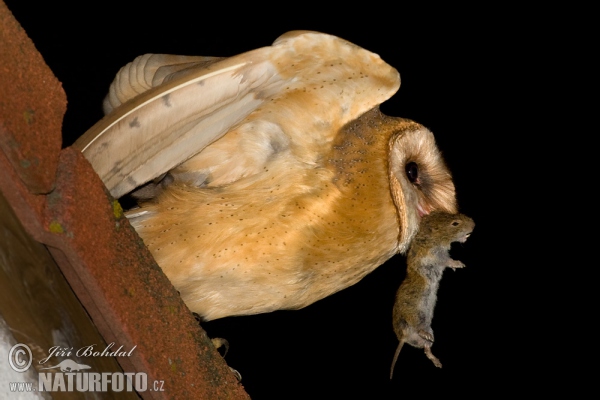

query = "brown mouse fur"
[{"left": 390, "top": 212, "right": 474, "bottom": 378}]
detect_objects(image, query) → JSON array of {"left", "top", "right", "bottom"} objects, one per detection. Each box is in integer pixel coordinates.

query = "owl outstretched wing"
[{"left": 73, "top": 31, "right": 400, "bottom": 199}]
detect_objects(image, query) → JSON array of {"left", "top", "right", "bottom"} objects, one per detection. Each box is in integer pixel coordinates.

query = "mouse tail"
[{"left": 390, "top": 339, "right": 405, "bottom": 379}]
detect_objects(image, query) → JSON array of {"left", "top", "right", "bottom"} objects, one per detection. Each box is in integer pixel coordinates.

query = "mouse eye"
[
  {"left": 405, "top": 162, "right": 418, "bottom": 183},
  {"left": 452, "top": 221, "right": 460, "bottom": 226}
]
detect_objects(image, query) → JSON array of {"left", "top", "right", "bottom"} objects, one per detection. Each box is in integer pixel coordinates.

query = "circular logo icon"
[{"left": 8, "top": 343, "right": 32, "bottom": 372}]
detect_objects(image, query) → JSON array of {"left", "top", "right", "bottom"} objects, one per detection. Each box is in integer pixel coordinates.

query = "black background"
[{"left": 4, "top": 1, "right": 533, "bottom": 398}]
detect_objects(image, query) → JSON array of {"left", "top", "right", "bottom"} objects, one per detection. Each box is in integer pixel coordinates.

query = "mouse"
[{"left": 390, "top": 211, "right": 474, "bottom": 378}]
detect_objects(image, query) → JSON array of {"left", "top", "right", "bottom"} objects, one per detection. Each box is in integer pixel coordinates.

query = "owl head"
[{"left": 388, "top": 121, "right": 457, "bottom": 252}]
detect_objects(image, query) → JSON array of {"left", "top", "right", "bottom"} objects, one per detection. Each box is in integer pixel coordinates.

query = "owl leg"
[
  {"left": 210, "top": 337, "right": 230, "bottom": 358},
  {"left": 193, "top": 313, "right": 242, "bottom": 381},
  {"left": 210, "top": 338, "right": 242, "bottom": 381}
]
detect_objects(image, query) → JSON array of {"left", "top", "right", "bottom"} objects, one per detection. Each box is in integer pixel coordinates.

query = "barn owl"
[{"left": 74, "top": 31, "right": 457, "bottom": 321}]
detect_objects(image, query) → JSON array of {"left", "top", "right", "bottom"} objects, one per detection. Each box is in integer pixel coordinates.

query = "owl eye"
[{"left": 405, "top": 162, "right": 419, "bottom": 183}]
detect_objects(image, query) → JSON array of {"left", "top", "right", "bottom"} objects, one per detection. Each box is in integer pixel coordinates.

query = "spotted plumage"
[{"left": 75, "top": 31, "right": 457, "bottom": 321}]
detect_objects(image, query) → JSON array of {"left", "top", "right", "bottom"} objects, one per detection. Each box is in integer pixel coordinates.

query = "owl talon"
[
  {"left": 229, "top": 367, "right": 242, "bottom": 382},
  {"left": 211, "top": 337, "right": 230, "bottom": 358},
  {"left": 193, "top": 313, "right": 237, "bottom": 374},
  {"left": 210, "top": 338, "right": 241, "bottom": 380}
]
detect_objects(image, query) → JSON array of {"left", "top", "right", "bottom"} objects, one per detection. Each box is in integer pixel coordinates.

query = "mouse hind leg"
[
  {"left": 417, "top": 327, "right": 442, "bottom": 368},
  {"left": 424, "top": 345, "right": 442, "bottom": 368}
]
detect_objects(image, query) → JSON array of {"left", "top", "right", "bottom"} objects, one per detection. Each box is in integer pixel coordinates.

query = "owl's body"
[
  {"left": 132, "top": 110, "right": 412, "bottom": 320},
  {"left": 75, "top": 31, "right": 457, "bottom": 321}
]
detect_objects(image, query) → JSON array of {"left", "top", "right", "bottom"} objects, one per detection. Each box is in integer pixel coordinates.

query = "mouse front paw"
[{"left": 449, "top": 259, "right": 465, "bottom": 270}]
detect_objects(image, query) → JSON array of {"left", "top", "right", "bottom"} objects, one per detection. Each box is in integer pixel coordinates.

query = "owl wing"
[
  {"left": 74, "top": 31, "right": 400, "bottom": 199},
  {"left": 101, "top": 53, "right": 227, "bottom": 115}
]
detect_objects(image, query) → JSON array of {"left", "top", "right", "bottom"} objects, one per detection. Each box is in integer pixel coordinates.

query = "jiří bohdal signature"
[{"left": 39, "top": 342, "right": 136, "bottom": 365}]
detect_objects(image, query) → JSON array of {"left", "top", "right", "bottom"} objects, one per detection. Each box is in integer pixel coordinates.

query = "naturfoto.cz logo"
[{"left": 7, "top": 343, "right": 164, "bottom": 394}]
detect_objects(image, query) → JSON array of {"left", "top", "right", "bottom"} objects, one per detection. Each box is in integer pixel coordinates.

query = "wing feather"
[
  {"left": 102, "top": 54, "right": 226, "bottom": 114},
  {"left": 74, "top": 31, "right": 400, "bottom": 198}
]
